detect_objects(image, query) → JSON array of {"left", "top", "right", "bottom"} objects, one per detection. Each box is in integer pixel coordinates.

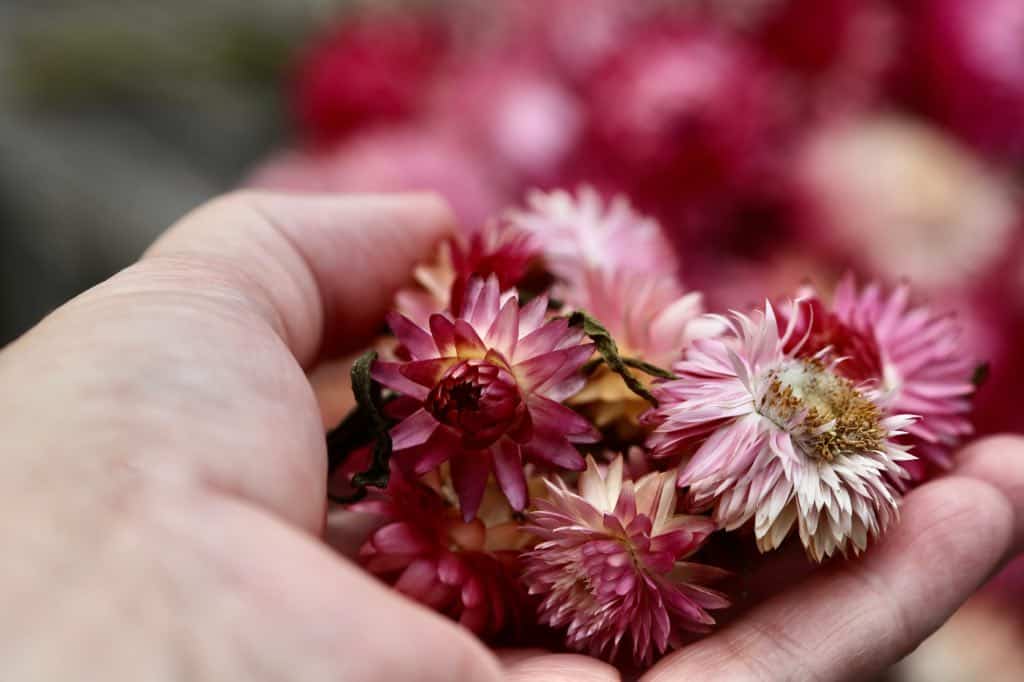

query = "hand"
[
  {"left": 1, "top": 192, "right": 1019, "bottom": 682},
  {"left": 0, "top": 191, "right": 607, "bottom": 681}
]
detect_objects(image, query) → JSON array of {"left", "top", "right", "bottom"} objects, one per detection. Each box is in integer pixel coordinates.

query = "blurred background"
[{"left": 1, "top": 0, "right": 1021, "bottom": 677}]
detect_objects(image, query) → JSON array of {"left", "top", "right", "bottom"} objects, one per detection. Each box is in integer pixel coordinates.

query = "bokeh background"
[{"left": 1, "top": 0, "right": 1021, "bottom": 677}]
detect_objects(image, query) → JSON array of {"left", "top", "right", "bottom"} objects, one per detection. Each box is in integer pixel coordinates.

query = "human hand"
[
  {"left": 1, "top": 192, "right": 1019, "bottom": 682},
  {"left": 0, "top": 192, "right": 610, "bottom": 681}
]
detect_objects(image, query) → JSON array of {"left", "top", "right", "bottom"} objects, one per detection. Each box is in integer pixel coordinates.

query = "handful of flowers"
[{"left": 327, "top": 187, "right": 977, "bottom": 665}]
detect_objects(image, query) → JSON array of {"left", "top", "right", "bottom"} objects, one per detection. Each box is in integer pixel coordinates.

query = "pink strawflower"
[
  {"left": 524, "top": 455, "right": 728, "bottom": 665},
  {"left": 645, "top": 302, "right": 917, "bottom": 562},
  {"left": 396, "top": 222, "right": 540, "bottom": 327},
  {"left": 353, "top": 467, "right": 529, "bottom": 637},
  {"left": 506, "top": 186, "right": 679, "bottom": 287},
  {"left": 374, "top": 276, "right": 599, "bottom": 519},
  {"left": 562, "top": 267, "right": 722, "bottom": 433},
  {"left": 785, "top": 276, "right": 976, "bottom": 477}
]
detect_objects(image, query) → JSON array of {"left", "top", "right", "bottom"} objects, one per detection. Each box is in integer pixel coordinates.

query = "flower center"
[
  {"left": 759, "top": 360, "right": 885, "bottom": 462},
  {"left": 425, "top": 359, "right": 526, "bottom": 448}
]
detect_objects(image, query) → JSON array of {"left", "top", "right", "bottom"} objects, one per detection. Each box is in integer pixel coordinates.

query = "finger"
[
  {"left": 145, "top": 191, "right": 455, "bottom": 365},
  {"left": 0, "top": 192, "right": 452, "bottom": 533},
  {"left": 156, "top": 490, "right": 504, "bottom": 682},
  {"left": 955, "top": 434, "right": 1024, "bottom": 550},
  {"left": 499, "top": 650, "right": 621, "bottom": 682},
  {"left": 643, "top": 475, "right": 1017, "bottom": 682}
]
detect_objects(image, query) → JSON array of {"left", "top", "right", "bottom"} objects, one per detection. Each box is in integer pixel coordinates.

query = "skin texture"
[{"left": 0, "top": 191, "right": 1020, "bottom": 681}]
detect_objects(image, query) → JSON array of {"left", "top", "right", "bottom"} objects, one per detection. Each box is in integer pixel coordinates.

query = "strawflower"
[
  {"left": 524, "top": 455, "right": 728, "bottom": 664},
  {"left": 506, "top": 186, "right": 679, "bottom": 287},
  {"left": 373, "top": 276, "right": 598, "bottom": 518},
  {"left": 353, "top": 466, "right": 530, "bottom": 637},
  {"left": 645, "top": 302, "right": 917, "bottom": 561}
]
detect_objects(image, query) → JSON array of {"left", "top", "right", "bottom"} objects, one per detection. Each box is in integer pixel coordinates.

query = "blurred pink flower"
[
  {"left": 755, "top": 0, "right": 897, "bottom": 117},
  {"left": 246, "top": 126, "right": 506, "bottom": 228},
  {"left": 645, "top": 302, "right": 916, "bottom": 561},
  {"left": 353, "top": 467, "right": 529, "bottom": 637},
  {"left": 290, "top": 13, "right": 445, "bottom": 147},
  {"left": 587, "top": 24, "right": 779, "bottom": 200},
  {"left": 524, "top": 455, "right": 728, "bottom": 665},
  {"left": 506, "top": 186, "right": 678, "bottom": 287},
  {"left": 373, "top": 276, "right": 598, "bottom": 518},
  {"left": 796, "top": 117, "right": 1018, "bottom": 292},
  {"left": 784, "top": 275, "right": 976, "bottom": 478},
  {"left": 428, "top": 62, "right": 584, "bottom": 181},
  {"left": 902, "top": 0, "right": 1024, "bottom": 160}
]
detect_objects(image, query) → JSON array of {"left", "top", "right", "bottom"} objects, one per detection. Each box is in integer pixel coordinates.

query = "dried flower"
[
  {"left": 396, "top": 222, "right": 540, "bottom": 327},
  {"left": 353, "top": 466, "right": 529, "bottom": 636},
  {"left": 785, "top": 275, "right": 976, "bottom": 476},
  {"left": 374, "top": 276, "right": 598, "bottom": 518},
  {"left": 506, "top": 186, "right": 678, "bottom": 288},
  {"left": 524, "top": 455, "right": 728, "bottom": 664},
  {"left": 645, "top": 302, "right": 916, "bottom": 561}
]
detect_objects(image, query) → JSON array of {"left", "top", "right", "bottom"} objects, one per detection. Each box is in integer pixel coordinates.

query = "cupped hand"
[{"left": 1, "top": 192, "right": 1020, "bottom": 682}]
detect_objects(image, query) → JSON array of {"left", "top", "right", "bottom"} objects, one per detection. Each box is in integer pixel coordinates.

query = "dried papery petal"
[
  {"left": 645, "top": 301, "right": 916, "bottom": 561},
  {"left": 524, "top": 455, "right": 728, "bottom": 665}
]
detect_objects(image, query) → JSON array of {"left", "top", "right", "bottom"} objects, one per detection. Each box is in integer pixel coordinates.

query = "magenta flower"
[
  {"left": 290, "top": 13, "right": 445, "bottom": 147},
  {"left": 524, "top": 455, "right": 728, "bottom": 665},
  {"left": 506, "top": 186, "right": 679, "bottom": 288},
  {"left": 785, "top": 275, "right": 976, "bottom": 477},
  {"left": 352, "top": 467, "right": 529, "bottom": 637},
  {"left": 396, "top": 222, "right": 540, "bottom": 327},
  {"left": 645, "top": 302, "right": 917, "bottom": 562},
  {"left": 374, "top": 276, "right": 598, "bottom": 519}
]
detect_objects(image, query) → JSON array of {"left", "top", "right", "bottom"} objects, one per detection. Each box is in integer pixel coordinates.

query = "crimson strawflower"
[{"left": 374, "top": 276, "right": 598, "bottom": 518}]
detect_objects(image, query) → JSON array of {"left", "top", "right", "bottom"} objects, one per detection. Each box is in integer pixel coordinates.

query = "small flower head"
[
  {"left": 524, "top": 455, "right": 728, "bottom": 665},
  {"left": 353, "top": 467, "right": 530, "bottom": 637},
  {"left": 396, "top": 222, "right": 540, "bottom": 326},
  {"left": 374, "top": 275, "right": 599, "bottom": 519},
  {"left": 506, "top": 186, "right": 678, "bottom": 287},
  {"left": 786, "top": 275, "right": 976, "bottom": 476},
  {"left": 645, "top": 302, "right": 916, "bottom": 562}
]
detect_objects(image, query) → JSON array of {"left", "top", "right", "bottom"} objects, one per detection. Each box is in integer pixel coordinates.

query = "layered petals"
[
  {"left": 523, "top": 456, "right": 727, "bottom": 665},
  {"left": 376, "top": 275, "right": 597, "bottom": 516},
  {"left": 645, "top": 301, "right": 917, "bottom": 561}
]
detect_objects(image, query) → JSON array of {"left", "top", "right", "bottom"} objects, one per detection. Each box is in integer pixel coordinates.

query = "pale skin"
[{"left": 0, "top": 192, "right": 1020, "bottom": 682}]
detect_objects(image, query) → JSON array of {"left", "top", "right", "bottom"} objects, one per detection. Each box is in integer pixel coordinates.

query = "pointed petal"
[
  {"left": 390, "top": 409, "right": 440, "bottom": 450},
  {"left": 386, "top": 312, "right": 437, "bottom": 360},
  {"left": 491, "top": 440, "right": 528, "bottom": 510},
  {"left": 371, "top": 361, "right": 429, "bottom": 400},
  {"left": 451, "top": 451, "right": 492, "bottom": 521}
]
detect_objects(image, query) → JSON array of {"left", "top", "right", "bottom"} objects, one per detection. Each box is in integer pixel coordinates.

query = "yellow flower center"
[{"left": 760, "top": 360, "right": 885, "bottom": 462}]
